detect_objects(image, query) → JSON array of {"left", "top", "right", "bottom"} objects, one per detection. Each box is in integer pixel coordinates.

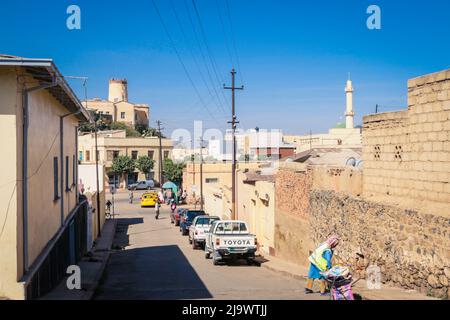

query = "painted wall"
[
  {"left": 0, "top": 68, "right": 24, "bottom": 299},
  {"left": 0, "top": 68, "right": 85, "bottom": 299}
]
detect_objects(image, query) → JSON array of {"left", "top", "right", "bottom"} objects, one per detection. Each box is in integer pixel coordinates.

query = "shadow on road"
[
  {"left": 95, "top": 217, "right": 213, "bottom": 300},
  {"left": 112, "top": 217, "right": 144, "bottom": 249}
]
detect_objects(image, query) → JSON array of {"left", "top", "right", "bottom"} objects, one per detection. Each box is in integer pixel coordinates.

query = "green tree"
[
  {"left": 135, "top": 156, "right": 154, "bottom": 179},
  {"left": 142, "top": 127, "right": 166, "bottom": 138},
  {"left": 111, "top": 155, "right": 136, "bottom": 187},
  {"left": 162, "top": 159, "right": 185, "bottom": 185}
]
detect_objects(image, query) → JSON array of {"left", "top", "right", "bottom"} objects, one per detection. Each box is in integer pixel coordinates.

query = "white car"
[
  {"left": 128, "top": 180, "right": 155, "bottom": 190},
  {"left": 204, "top": 220, "right": 257, "bottom": 265},
  {"left": 188, "top": 215, "right": 220, "bottom": 249}
]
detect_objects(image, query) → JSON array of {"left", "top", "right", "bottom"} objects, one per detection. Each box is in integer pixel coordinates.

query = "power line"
[
  {"left": 170, "top": 0, "right": 227, "bottom": 116},
  {"left": 215, "top": 0, "right": 235, "bottom": 69},
  {"left": 191, "top": 0, "right": 231, "bottom": 108},
  {"left": 150, "top": 0, "right": 225, "bottom": 129},
  {"left": 225, "top": 0, "right": 245, "bottom": 85},
  {"left": 183, "top": 0, "right": 230, "bottom": 115}
]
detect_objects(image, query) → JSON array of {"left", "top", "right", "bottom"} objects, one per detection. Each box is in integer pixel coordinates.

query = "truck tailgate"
[{"left": 218, "top": 236, "right": 255, "bottom": 248}]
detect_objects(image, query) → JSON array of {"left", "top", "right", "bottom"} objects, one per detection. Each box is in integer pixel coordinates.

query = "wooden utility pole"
[
  {"left": 198, "top": 138, "right": 206, "bottom": 211},
  {"left": 224, "top": 69, "right": 244, "bottom": 220},
  {"left": 156, "top": 120, "right": 164, "bottom": 190}
]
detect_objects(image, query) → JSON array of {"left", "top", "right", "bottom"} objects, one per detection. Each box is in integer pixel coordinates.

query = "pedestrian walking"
[
  {"left": 129, "top": 190, "right": 134, "bottom": 204},
  {"left": 155, "top": 200, "right": 160, "bottom": 219},
  {"left": 304, "top": 235, "right": 340, "bottom": 296}
]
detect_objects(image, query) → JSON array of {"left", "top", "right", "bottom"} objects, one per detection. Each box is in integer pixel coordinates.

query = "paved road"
[{"left": 94, "top": 191, "right": 325, "bottom": 300}]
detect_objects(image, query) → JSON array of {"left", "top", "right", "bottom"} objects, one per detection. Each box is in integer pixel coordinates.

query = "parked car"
[
  {"left": 128, "top": 180, "right": 155, "bottom": 190},
  {"left": 180, "top": 210, "right": 205, "bottom": 235},
  {"left": 171, "top": 208, "right": 187, "bottom": 226},
  {"left": 188, "top": 215, "right": 221, "bottom": 249},
  {"left": 140, "top": 192, "right": 158, "bottom": 207},
  {"left": 204, "top": 220, "right": 257, "bottom": 265}
]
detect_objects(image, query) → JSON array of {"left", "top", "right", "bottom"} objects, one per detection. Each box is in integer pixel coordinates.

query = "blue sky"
[{"left": 1, "top": 0, "right": 449, "bottom": 136}]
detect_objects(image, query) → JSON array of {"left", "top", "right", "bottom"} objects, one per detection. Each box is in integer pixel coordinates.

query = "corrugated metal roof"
[{"left": 0, "top": 54, "right": 90, "bottom": 122}]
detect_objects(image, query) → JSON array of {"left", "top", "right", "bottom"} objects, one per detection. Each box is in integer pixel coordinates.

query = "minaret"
[{"left": 345, "top": 74, "right": 354, "bottom": 129}]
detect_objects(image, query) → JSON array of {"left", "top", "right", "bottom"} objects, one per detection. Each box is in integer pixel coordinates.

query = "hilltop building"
[{"left": 83, "top": 79, "right": 149, "bottom": 128}]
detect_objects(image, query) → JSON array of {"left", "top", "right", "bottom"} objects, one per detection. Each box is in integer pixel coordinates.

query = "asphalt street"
[{"left": 94, "top": 190, "right": 326, "bottom": 300}]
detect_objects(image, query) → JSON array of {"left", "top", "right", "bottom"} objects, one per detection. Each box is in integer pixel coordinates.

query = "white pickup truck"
[
  {"left": 188, "top": 215, "right": 220, "bottom": 249},
  {"left": 204, "top": 220, "right": 257, "bottom": 265}
]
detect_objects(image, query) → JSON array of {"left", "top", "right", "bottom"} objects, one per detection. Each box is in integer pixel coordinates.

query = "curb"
[{"left": 86, "top": 219, "right": 117, "bottom": 300}]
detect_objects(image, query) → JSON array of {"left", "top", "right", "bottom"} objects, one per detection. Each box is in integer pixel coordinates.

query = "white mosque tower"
[{"left": 345, "top": 74, "right": 354, "bottom": 129}]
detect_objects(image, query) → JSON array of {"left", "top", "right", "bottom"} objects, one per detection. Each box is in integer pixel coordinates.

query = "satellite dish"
[
  {"left": 356, "top": 160, "right": 364, "bottom": 169},
  {"left": 345, "top": 157, "right": 357, "bottom": 167}
]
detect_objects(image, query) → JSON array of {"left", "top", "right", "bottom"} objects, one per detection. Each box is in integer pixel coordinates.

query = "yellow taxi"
[{"left": 140, "top": 192, "right": 159, "bottom": 207}]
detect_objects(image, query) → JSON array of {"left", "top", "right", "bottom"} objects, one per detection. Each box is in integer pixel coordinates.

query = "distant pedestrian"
[
  {"left": 305, "top": 235, "right": 339, "bottom": 296},
  {"left": 155, "top": 200, "right": 160, "bottom": 219},
  {"left": 129, "top": 190, "right": 134, "bottom": 204}
]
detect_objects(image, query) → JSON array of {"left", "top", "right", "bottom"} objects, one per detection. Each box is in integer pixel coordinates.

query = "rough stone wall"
[
  {"left": 310, "top": 190, "right": 450, "bottom": 298},
  {"left": 274, "top": 164, "right": 313, "bottom": 265},
  {"left": 363, "top": 69, "right": 450, "bottom": 208},
  {"left": 275, "top": 164, "right": 311, "bottom": 219}
]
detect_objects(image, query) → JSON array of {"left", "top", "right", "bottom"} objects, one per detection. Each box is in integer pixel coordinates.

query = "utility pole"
[
  {"left": 375, "top": 104, "right": 379, "bottom": 114},
  {"left": 224, "top": 69, "right": 244, "bottom": 220},
  {"left": 198, "top": 138, "right": 206, "bottom": 211},
  {"left": 191, "top": 153, "right": 196, "bottom": 209},
  {"left": 156, "top": 120, "right": 164, "bottom": 191}
]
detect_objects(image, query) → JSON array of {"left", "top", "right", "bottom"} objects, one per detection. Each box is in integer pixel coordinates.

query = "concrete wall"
[
  {"left": 27, "top": 85, "right": 80, "bottom": 266},
  {"left": 311, "top": 166, "right": 362, "bottom": 196},
  {"left": 310, "top": 190, "right": 450, "bottom": 298},
  {"left": 363, "top": 69, "right": 450, "bottom": 215},
  {"left": 0, "top": 68, "right": 24, "bottom": 299},
  {"left": 0, "top": 68, "right": 85, "bottom": 299}
]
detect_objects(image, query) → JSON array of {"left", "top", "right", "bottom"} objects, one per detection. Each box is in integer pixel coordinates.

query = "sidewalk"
[
  {"left": 40, "top": 219, "right": 117, "bottom": 300},
  {"left": 257, "top": 255, "right": 437, "bottom": 300}
]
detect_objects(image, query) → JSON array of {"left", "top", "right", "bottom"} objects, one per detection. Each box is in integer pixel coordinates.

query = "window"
[
  {"left": 113, "top": 150, "right": 120, "bottom": 159},
  {"left": 121, "top": 112, "right": 126, "bottom": 119},
  {"left": 164, "top": 151, "right": 169, "bottom": 159},
  {"left": 78, "top": 151, "right": 83, "bottom": 161},
  {"left": 205, "top": 178, "right": 218, "bottom": 184},
  {"left": 65, "top": 156, "right": 70, "bottom": 192},
  {"left": 96, "top": 150, "right": 100, "bottom": 161},
  {"left": 131, "top": 151, "right": 138, "bottom": 160},
  {"left": 215, "top": 222, "right": 247, "bottom": 234},
  {"left": 72, "top": 155, "right": 76, "bottom": 186},
  {"left": 85, "top": 150, "right": 90, "bottom": 161},
  {"left": 148, "top": 150, "right": 154, "bottom": 159},
  {"left": 53, "top": 157, "right": 59, "bottom": 201},
  {"left": 105, "top": 111, "right": 109, "bottom": 115}
]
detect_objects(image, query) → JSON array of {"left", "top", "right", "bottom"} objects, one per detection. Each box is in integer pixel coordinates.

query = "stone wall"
[
  {"left": 310, "top": 189, "right": 450, "bottom": 299},
  {"left": 363, "top": 69, "right": 450, "bottom": 210},
  {"left": 274, "top": 163, "right": 313, "bottom": 265}
]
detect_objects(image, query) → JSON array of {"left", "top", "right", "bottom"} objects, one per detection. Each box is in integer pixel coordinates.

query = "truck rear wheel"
[
  {"left": 205, "top": 250, "right": 210, "bottom": 259},
  {"left": 212, "top": 251, "right": 219, "bottom": 265}
]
